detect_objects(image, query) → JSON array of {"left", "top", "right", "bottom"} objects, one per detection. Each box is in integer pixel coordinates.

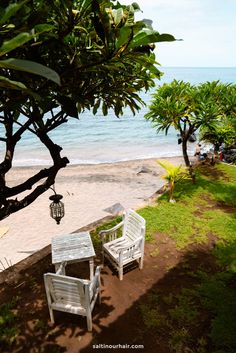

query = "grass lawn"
[
  {"left": 137, "top": 163, "right": 236, "bottom": 353},
  {"left": 0, "top": 163, "right": 236, "bottom": 353}
]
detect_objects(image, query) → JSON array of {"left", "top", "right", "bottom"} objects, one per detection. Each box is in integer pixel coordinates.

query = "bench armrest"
[{"left": 99, "top": 221, "right": 124, "bottom": 244}]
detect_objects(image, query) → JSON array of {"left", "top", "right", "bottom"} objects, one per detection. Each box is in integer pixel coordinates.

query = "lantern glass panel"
[{"left": 50, "top": 201, "right": 64, "bottom": 224}]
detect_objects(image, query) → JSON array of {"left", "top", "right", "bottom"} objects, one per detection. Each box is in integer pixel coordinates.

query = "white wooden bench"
[{"left": 99, "top": 209, "right": 146, "bottom": 280}]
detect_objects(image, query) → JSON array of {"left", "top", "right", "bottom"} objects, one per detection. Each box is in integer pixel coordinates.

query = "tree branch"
[
  {"left": 0, "top": 156, "right": 69, "bottom": 220},
  {"left": 4, "top": 160, "right": 67, "bottom": 198},
  {"left": 0, "top": 125, "right": 70, "bottom": 220}
]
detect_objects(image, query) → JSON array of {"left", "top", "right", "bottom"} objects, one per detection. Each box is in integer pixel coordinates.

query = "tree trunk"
[
  {"left": 169, "top": 181, "right": 175, "bottom": 202},
  {"left": 182, "top": 137, "right": 190, "bottom": 167},
  {"left": 182, "top": 137, "right": 196, "bottom": 183}
]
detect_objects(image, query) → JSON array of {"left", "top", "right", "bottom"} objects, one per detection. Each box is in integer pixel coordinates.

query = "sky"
[{"left": 120, "top": 0, "right": 236, "bottom": 67}]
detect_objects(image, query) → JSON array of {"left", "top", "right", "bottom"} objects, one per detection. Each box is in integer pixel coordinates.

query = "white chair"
[
  {"left": 44, "top": 265, "right": 101, "bottom": 331},
  {"left": 99, "top": 209, "right": 146, "bottom": 280}
]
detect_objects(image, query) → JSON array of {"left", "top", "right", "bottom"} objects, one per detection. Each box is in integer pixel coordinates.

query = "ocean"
[{"left": 2, "top": 67, "right": 236, "bottom": 166}]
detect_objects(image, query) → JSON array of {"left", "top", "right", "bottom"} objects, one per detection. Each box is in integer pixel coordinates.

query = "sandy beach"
[{"left": 0, "top": 156, "right": 185, "bottom": 268}]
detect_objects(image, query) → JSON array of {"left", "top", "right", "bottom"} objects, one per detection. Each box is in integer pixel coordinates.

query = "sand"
[{"left": 0, "top": 156, "right": 185, "bottom": 268}]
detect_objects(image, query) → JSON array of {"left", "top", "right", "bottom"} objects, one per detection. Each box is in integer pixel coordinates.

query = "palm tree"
[{"left": 157, "top": 160, "right": 188, "bottom": 203}]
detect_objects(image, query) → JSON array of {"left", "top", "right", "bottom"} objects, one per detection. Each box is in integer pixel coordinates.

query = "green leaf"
[
  {"left": 129, "top": 29, "right": 175, "bottom": 49},
  {"left": 0, "top": 22, "right": 55, "bottom": 53},
  {"left": 79, "top": 0, "right": 93, "bottom": 16},
  {"left": 157, "top": 33, "right": 178, "bottom": 42},
  {"left": 112, "top": 8, "right": 124, "bottom": 26},
  {"left": 38, "top": 97, "right": 57, "bottom": 114},
  {"left": 34, "top": 24, "right": 55, "bottom": 33},
  {"left": 0, "top": 58, "right": 60, "bottom": 85},
  {"left": 92, "top": 99, "right": 101, "bottom": 115},
  {"left": 116, "top": 26, "right": 132, "bottom": 49},
  {"left": 130, "top": 2, "right": 141, "bottom": 12},
  {"left": 0, "top": 33, "right": 33, "bottom": 56},
  {"left": 57, "top": 96, "right": 78, "bottom": 118},
  {"left": 102, "top": 102, "right": 108, "bottom": 116},
  {"left": 0, "top": 1, "right": 28, "bottom": 26},
  {"left": 0, "top": 24, "right": 15, "bottom": 33},
  {"left": 0, "top": 75, "right": 27, "bottom": 90},
  {"left": 0, "top": 76, "right": 41, "bottom": 99}
]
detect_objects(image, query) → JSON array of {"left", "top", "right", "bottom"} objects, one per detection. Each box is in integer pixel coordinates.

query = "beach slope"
[{"left": 0, "top": 157, "right": 184, "bottom": 267}]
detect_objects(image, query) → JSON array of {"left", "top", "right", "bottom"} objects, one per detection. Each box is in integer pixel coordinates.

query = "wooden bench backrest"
[
  {"left": 123, "top": 209, "right": 146, "bottom": 242},
  {"left": 45, "top": 273, "right": 89, "bottom": 309}
]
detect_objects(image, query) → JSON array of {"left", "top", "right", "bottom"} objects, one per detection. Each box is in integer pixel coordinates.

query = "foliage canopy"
[
  {"left": 0, "top": 0, "right": 175, "bottom": 220},
  {"left": 145, "top": 80, "right": 236, "bottom": 168}
]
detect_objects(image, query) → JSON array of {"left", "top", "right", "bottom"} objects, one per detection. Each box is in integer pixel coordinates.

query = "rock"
[
  {"left": 136, "top": 166, "right": 153, "bottom": 175},
  {"left": 103, "top": 203, "right": 125, "bottom": 215}
]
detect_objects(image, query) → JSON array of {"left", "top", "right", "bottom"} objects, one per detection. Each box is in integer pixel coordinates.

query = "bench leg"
[
  {"left": 86, "top": 312, "right": 93, "bottom": 331},
  {"left": 118, "top": 266, "right": 123, "bottom": 281},
  {"left": 49, "top": 307, "right": 55, "bottom": 323},
  {"left": 89, "top": 259, "right": 94, "bottom": 280},
  {"left": 139, "top": 256, "right": 144, "bottom": 270}
]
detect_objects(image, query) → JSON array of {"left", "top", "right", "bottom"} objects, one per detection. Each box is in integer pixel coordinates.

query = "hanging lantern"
[{"left": 49, "top": 191, "right": 65, "bottom": 225}]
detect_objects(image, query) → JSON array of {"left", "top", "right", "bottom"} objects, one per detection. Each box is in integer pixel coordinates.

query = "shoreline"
[
  {"left": 1, "top": 156, "right": 186, "bottom": 269},
  {"left": 10, "top": 153, "right": 185, "bottom": 169}
]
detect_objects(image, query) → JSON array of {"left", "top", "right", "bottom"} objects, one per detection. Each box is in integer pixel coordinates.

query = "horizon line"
[{"left": 161, "top": 66, "right": 236, "bottom": 69}]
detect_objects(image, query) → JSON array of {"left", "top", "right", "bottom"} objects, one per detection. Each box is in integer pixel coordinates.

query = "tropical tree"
[
  {"left": 145, "top": 80, "right": 236, "bottom": 172},
  {"left": 0, "top": 0, "right": 175, "bottom": 220},
  {"left": 157, "top": 160, "right": 188, "bottom": 203},
  {"left": 199, "top": 122, "right": 236, "bottom": 152},
  {"left": 199, "top": 84, "right": 236, "bottom": 150}
]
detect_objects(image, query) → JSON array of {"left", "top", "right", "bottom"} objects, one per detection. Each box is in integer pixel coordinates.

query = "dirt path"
[{"left": 0, "top": 229, "right": 219, "bottom": 353}]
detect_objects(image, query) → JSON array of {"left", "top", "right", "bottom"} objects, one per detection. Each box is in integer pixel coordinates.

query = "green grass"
[
  {"left": 0, "top": 296, "right": 20, "bottom": 346},
  {"left": 90, "top": 216, "right": 123, "bottom": 248},
  {"left": 168, "top": 289, "right": 199, "bottom": 326},
  {"left": 138, "top": 164, "right": 236, "bottom": 251},
  {"left": 89, "top": 163, "right": 236, "bottom": 352},
  {"left": 197, "top": 272, "right": 236, "bottom": 352},
  {"left": 139, "top": 200, "right": 211, "bottom": 249},
  {"left": 217, "top": 163, "right": 236, "bottom": 181}
]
